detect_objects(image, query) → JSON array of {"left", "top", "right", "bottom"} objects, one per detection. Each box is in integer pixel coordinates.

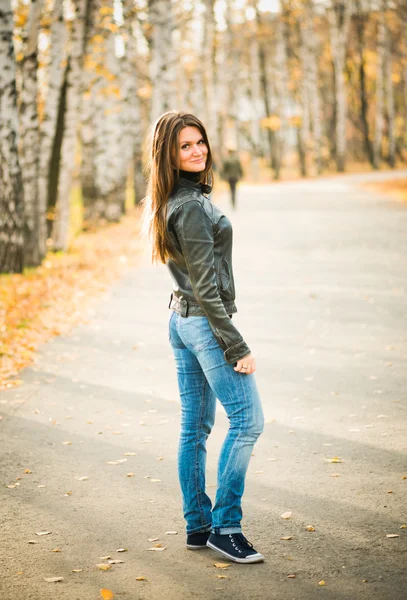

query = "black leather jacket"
[{"left": 166, "top": 176, "right": 250, "bottom": 364}]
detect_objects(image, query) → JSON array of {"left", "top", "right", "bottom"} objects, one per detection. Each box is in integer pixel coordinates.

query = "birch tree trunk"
[
  {"left": 20, "top": 0, "right": 44, "bottom": 266},
  {"left": 0, "top": 0, "right": 24, "bottom": 273},
  {"left": 255, "top": 3, "right": 278, "bottom": 179},
  {"left": 355, "top": 0, "right": 374, "bottom": 167},
  {"left": 202, "top": 0, "right": 218, "bottom": 151},
  {"left": 328, "top": 0, "right": 351, "bottom": 172},
  {"left": 93, "top": 35, "right": 127, "bottom": 221},
  {"left": 384, "top": 15, "right": 395, "bottom": 167},
  {"left": 249, "top": 23, "right": 263, "bottom": 179},
  {"left": 301, "top": 0, "right": 323, "bottom": 174},
  {"left": 149, "top": 0, "right": 175, "bottom": 121},
  {"left": 52, "top": 0, "right": 88, "bottom": 250},
  {"left": 37, "top": 0, "right": 67, "bottom": 255},
  {"left": 374, "top": 4, "right": 385, "bottom": 169},
  {"left": 81, "top": 0, "right": 103, "bottom": 225}
]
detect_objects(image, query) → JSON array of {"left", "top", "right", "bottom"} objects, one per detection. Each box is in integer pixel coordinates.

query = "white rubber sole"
[
  {"left": 186, "top": 544, "right": 209, "bottom": 550},
  {"left": 206, "top": 540, "right": 265, "bottom": 564}
]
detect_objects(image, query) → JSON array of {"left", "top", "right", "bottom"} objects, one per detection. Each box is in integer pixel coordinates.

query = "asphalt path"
[{"left": 1, "top": 171, "right": 407, "bottom": 600}]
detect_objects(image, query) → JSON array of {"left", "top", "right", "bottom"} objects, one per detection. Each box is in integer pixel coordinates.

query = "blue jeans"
[{"left": 169, "top": 311, "right": 264, "bottom": 535}]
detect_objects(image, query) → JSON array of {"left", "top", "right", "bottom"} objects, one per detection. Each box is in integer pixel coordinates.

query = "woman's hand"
[{"left": 234, "top": 354, "right": 256, "bottom": 375}]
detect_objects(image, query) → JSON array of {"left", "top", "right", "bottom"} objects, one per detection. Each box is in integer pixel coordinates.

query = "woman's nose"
[{"left": 192, "top": 145, "right": 203, "bottom": 155}]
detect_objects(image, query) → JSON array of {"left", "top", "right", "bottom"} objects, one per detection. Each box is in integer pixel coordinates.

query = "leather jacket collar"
[{"left": 175, "top": 174, "right": 212, "bottom": 196}]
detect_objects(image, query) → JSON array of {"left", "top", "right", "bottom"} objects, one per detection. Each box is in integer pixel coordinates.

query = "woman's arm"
[{"left": 172, "top": 199, "right": 250, "bottom": 364}]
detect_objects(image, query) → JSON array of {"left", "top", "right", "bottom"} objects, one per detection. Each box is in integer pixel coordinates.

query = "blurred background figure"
[{"left": 221, "top": 149, "right": 243, "bottom": 209}]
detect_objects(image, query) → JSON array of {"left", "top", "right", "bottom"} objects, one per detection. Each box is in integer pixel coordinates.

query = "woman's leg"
[
  {"left": 169, "top": 312, "right": 216, "bottom": 534},
  {"left": 178, "top": 316, "right": 264, "bottom": 535}
]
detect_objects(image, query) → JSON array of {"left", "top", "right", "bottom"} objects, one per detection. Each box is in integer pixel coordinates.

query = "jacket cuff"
[{"left": 224, "top": 340, "right": 251, "bottom": 364}]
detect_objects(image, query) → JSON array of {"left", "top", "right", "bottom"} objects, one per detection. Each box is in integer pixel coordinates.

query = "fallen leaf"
[
  {"left": 72, "top": 569, "right": 83, "bottom": 573},
  {"left": 124, "top": 452, "right": 136, "bottom": 456},
  {"left": 44, "top": 577, "right": 64, "bottom": 582},
  {"left": 147, "top": 546, "right": 166, "bottom": 552},
  {"left": 117, "top": 548, "right": 128, "bottom": 552},
  {"left": 287, "top": 574, "right": 296, "bottom": 578},
  {"left": 100, "top": 556, "right": 111, "bottom": 560},
  {"left": 135, "top": 576, "right": 146, "bottom": 581},
  {"left": 108, "top": 560, "right": 124, "bottom": 565},
  {"left": 148, "top": 538, "right": 159, "bottom": 542},
  {"left": 77, "top": 476, "right": 89, "bottom": 481},
  {"left": 65, "top": 491, "right": 73, "bottom": 496},
  {"left": 37, "top": 485, "right": 46, "bottom": 488},
  {"left": 28, "top": 540, "right": 38, "bottom": 544},
  {"left": 330, "top": 473, "right": 341, "bottom": 477},
  {"left": 325, "top": 457, "right": 342, "bottom": 463},
  {"left": 400, "top": 525, "right": 406, "bottom": 529},
  {"left": 96, "top": 563, "right": 112, "bottom": 571},
  {"left": 362, "top": 579, "right": 368, "bottom": 583},
  {"left": 318, "top": 580, "right": 326, "bottom": 586},
  {"left": 62, "top": 441, "right": 72, "bottom": 445},
  {"left": 100, "top": 589, "right": 114, "bottom": 600},
  {"left": 126, "top": 473, "right": 134, "bottom": 477},
  {"left": 36, "top": 531, "right": 52, "bottom": 536},
  {"left": 306, "top": 526, "right": 315, "bottom": 532},
  {"left": 52, "top": 548, "right": 62, "bottom": 553},
  {"left": 386, "top": 534, "right": 400, "bottom": 538},
  {"left": 154, "top": 543, "right": 164, "bottom": 548},
  {"left": 387, "top": 490, "right": 393, "bottom": 494},
  {"left": 165, "top": 531, "right": 178, "bottom": 535},
  {"left": 150, "top": 479, "right": 161, "bottom": 482},
  {"left": 216, "top": 575, "right": 228, "bottom": 579},
  {"left": 107, "top": 461, "right": 118, "bottom": 465},
  {"left": 281, "top": 511, "right": 292, "bottom": 519},
  {"left": 24, "top": 469, "right": 32, "bottom": 474},
  {"left": 6, "top": 485, "right": 16, "bottom": 489},
  {"left": 280, "top": 536, "right": 293, "bottom": 541},
  {"left": 214, "top": 563, "right": 231, "bottom": 569}
]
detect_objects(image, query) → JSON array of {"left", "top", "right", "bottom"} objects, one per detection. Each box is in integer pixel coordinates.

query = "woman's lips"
[{"left": 191, "top": 158, "right": 205, "bottom": 163}]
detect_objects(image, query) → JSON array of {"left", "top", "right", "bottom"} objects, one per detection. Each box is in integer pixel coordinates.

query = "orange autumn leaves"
[{"left": 0, "top": 209, "right": 142, "bottom": 389}]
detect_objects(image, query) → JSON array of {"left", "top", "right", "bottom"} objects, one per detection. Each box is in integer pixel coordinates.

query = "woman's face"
[{"left": 177, "top": 126, "right": 208, "bottom": 172}]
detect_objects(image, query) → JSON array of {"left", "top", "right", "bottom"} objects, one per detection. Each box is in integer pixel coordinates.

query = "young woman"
[{"left": 142, "top": 111, "right": 264, "bottom": 564}]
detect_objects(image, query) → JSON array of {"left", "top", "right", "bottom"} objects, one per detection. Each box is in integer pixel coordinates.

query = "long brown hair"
[{"left": 142, "top": 111, "right": 213, "bottom": 264}]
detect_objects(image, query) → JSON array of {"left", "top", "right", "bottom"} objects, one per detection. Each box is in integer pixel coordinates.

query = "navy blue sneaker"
[
  {"left": 207, "top": 532, "right": 264, "bottom": 563},
  {"left": 186, "top": 531, "right": 211, "bottom": 550}
]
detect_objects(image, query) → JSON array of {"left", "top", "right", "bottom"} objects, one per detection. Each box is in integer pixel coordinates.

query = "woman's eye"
[
  {"left": 198, "top": 139, "right": 205, "bottom": 144},
  {"left": 181, "top": 144, "right": 189, "bottom": 150}
]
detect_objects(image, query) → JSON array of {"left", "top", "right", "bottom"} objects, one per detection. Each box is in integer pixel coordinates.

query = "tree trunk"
[
  {"left": 0, "top": 0, "right": 24, "bottom": 273},
  {"left": 93, "top": 34, "right": 127, "bottom": 222},
  {"left": 303, "top": 1, "right": 323, "bottom": 174},
  {"left": 328, "top": 0, "right": 351, "bottom": 172},
  {"left": 384, "top": 17, "right": 395, "bottom": 168},
  {"left": 38, "top": 0, "right": 67, "bottom": 254},
  {"left": 202, "top": 0, "right": 218, "bottom": 152},
  {"left": 20, "top": 0, "right": 44, "bottom": 267},
  {"left": 355, "top": 0, "right": 374, "bottom": 167},
  {"left": 80, "top": 0, "right": 103, "bottom": 225},
  {"left": 374, "top": 5, "right": 385, "bottom": 169},
  {"left": 149, "top": 0, "right": 175, "bottom": 121},
  {"left": 255, "top": 4, "right": 278, "bottom": 179},
  {"left": 52, "top": 0, "right": 88, "bottom": 250}
]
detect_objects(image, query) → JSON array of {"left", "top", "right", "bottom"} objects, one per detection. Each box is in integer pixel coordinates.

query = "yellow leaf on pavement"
[
  {"left": 135, "top": 576, "right": 146, "bottom": 581},
  {"left": 319, "top": 580, "right": 326, "bottom": 586},
  {"left": 96, "top": 563, "right": 112, "bottom": 571},
  {"left": 100, "top": 589, "right": 114, "bottom": 599},
  {"left": 214, "top": 563, "right": 231, "bottom": 569}
]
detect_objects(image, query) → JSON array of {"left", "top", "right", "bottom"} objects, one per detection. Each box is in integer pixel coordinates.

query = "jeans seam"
[
  {"left": 195, "top": 377, "right": 208, "bottom": 528},
  {"left": 213, "top": 429, "right": 243, "bottom": 526}
]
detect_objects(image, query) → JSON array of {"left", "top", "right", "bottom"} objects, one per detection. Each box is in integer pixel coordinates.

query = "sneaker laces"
[{"left": 230, "top": 533, "right": 254, "bottom": 550}]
